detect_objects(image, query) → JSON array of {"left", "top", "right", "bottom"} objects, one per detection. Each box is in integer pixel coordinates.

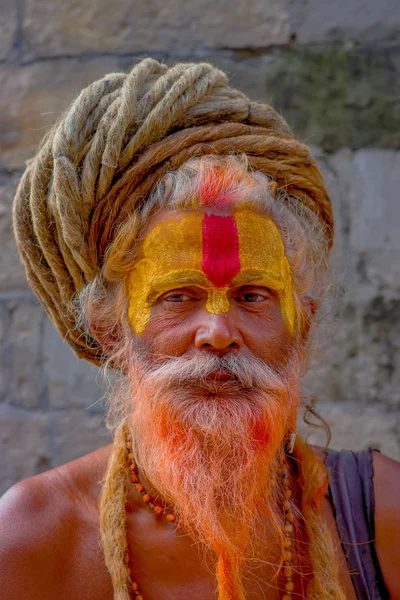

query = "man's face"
[{"left": 125, "top": 207, "right": 296, "bottom": 372}]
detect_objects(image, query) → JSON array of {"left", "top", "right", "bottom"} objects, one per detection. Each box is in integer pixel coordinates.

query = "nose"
[{"left": 194, "top": 312, "right": 243, "bottom": 352}]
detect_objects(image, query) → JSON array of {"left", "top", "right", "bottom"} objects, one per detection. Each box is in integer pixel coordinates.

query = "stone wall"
[{"left": 1, "top": 0, "right": 399, "bottom": 495}]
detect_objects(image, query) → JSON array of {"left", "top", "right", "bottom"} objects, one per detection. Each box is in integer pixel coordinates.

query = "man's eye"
[
  {"left": 240, "top": 292, "right": 267, "bottom": 303},
  {"left": 163, "top": 293, "right": 191, "bottom": 303}
]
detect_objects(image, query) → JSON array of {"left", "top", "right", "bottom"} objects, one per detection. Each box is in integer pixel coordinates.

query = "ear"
[
  {"left": 300, "top": 298, "right": 318, "bottom": 344},
  {"left": 88, "top": 319, "right": 121, "bottom": 362}
]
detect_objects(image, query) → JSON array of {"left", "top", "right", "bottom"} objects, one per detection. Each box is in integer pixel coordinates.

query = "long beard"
[{"left": 119, "top": 348, "right": 302, "bottom": 581}]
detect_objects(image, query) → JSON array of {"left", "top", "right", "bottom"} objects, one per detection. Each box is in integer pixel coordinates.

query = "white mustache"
[{"left": 136, "top": 352, "right": 288, "bottom": 393}]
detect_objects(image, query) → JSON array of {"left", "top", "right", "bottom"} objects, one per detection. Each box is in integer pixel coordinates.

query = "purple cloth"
[{"left": 325, "top": 448, "right": 389, "bottom": 599}]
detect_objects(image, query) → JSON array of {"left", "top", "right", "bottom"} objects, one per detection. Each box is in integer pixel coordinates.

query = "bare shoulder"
[
  {"left": 0, "top": 444, "right": 113, "bottom": 600},
  {"left": 372, "top": 450, "right": 400, "bottom": 598}
]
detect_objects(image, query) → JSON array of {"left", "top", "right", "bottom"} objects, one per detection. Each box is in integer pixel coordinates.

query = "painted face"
[{"left": 125, "top": 208, "right": 295, "bottom": 335}]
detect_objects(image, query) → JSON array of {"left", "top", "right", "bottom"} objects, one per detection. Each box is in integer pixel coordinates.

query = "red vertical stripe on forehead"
[{"left": 201, "top": 214, "right": 240, "bottom": 288}]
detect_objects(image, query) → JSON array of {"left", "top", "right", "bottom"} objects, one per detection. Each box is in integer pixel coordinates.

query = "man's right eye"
[{"left": 163, "top": 292, "right": 191, "bottom": 303}]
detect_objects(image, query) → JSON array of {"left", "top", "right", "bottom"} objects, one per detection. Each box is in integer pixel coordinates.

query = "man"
[{"left": 0, "top": 58, "right": 399, "bottom": 599}]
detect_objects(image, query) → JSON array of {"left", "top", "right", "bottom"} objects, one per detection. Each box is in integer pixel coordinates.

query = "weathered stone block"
[
  {"left": 0, "top": 407, "right": 49, "bottom": 496},
  {"left": 303, "top": 301, "right": 361, "bottom": 405},
  {"left": 288, "top": 0, "right": 400, "bottom": 44},
  {"left": 0, "top": 0, "right": 17, "bottom": 60},
  {"left": 303, "top": 149, "right": 360, "bottom": 404},
  {"left": 0, "top": 58, "right": 120, "bottom": 171},
  {"left": 356, "top": 295, "right": 400, "bottom": 408},
  {"left": 0, "top": 302, "right": 11, "bottom": 402},
  {"left": 315, "top": 147, "right": 353, "bottom": 275},
  {"left": 23, "top": 0, "right": 289, "bottom": 58},
  {"left": 43, "top": 317, "right": 106, "bottom": 410},
  {"left": 348, "top": 150, "right": 400, "bottom": 407},
  {"left": 8, "top": 300, "right": 45, "bottom": 409},
  {"left": 350, "top": 150, "right": 400, "bottom": 295},
  {"left": 0, "top": 175, "right": 29, "bottom": 291},
  {"left": 303, "top": 148, "right": 400, "bottom": 410},
  {"left": 264, "top": 45, "right": 400, "bottom": 151},
  {"left": 50, "top": 410, "right": 111, "bottom": 467},
  {"left": 298, "top": 402, "right": 400, "bottom": 461},
  {"left": 261, "top": 118, "right": 400, "bottom": 415}
]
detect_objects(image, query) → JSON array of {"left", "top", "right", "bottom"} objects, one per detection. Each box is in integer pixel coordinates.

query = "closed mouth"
[{"left": 207, "top": 369, "right": 236, "bottom": 381}]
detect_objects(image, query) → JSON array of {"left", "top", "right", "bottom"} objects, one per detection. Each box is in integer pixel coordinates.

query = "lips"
[{"left": 207, "top": 369, "right": 236, "bottom": 381}]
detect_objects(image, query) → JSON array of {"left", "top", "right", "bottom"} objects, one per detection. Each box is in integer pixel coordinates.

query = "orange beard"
[{"left": 123, "top": 348, "right": 302, "bottom": 599}]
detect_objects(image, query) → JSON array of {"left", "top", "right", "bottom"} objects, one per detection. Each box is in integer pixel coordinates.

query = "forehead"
[{"left": 141, "top": 208, "right": 285, "bottom": 266}]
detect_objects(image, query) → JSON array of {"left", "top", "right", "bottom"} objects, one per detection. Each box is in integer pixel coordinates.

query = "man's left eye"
[{"left": 241, "top": 292, "right": 266, "bottom": 303}]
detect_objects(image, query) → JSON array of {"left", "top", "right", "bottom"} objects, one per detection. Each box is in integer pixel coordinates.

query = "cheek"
[
  {"left": 243, "top": 306, "right": 295, "bottom": 366},
  {"left": 139, "top": 311, "right": 194, "bottom": 357}
]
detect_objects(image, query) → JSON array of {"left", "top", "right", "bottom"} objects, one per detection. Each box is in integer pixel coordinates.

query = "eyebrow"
[
  {"left": 146, "top": 269, "right": 210, "bottom": 301},
  {"left": 233, "top": 268, "right": 283, "bottom": 288}
]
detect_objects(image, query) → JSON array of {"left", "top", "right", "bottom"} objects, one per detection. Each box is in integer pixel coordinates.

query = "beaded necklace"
[{"left": 124, "top": 431, "right": 300, "bottom": 600}]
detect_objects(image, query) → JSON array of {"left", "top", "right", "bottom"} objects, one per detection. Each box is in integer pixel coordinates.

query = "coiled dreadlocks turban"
[{"left": 12, "top": 58, "right": 333, "bottom": 366}]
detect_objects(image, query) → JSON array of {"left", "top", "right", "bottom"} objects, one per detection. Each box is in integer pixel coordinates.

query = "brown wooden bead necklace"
[{"left": 124, "top": 431, "right": 300, "bottom": 599}]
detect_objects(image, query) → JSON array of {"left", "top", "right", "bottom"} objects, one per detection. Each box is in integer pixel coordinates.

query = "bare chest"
[
  {"left": 51, "top": 498, "right": 358, "bottom": 600},
  {"left": 118, "top": 499, "right": 358, "bottom": 600}
]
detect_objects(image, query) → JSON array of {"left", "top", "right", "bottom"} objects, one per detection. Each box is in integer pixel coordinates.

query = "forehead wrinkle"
[{"left": 233, "top": 268, "right": 284, "bottom": 288}]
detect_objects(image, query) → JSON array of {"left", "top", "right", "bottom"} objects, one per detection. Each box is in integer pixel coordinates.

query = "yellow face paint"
[{"left": 125, "top": 208, "right": 295, "bottom": 335}]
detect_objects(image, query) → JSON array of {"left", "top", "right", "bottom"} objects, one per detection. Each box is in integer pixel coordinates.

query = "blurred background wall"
[{"left": 1, "top": 0, "right": 399, "bottom": 495}]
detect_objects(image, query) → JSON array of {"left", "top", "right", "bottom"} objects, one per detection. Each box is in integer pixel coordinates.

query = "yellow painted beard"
[{"left": 125, "top": 208, "right": 296, "bottom": 335}]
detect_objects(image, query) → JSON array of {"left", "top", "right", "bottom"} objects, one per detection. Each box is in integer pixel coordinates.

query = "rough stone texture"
[
  {"left": 0, "top": 302, "right": 10, "bottom": 402},
  {"left": 43, "top": 318, "right": 106, "bottom": 410},
  {"left": 264, "top": 45, "right": 400, "bottom": 151},
  {"left": 304, "top": 150, "right": 400, "bottom": 410},
  {"left": 0, "top": 407, "right": 49, "bottom": 496},
  {"left": 0, "top": 175, "right": 29, "bottom": 290},
  {"left": 50, "top": 410, "right": 111, "bottom": 467},
  {"left": 23, "top": 0, "right": 289, "bottom": 58},
  {"left": 303, "top": 149, "right": 362, "bottom": 405},
  {"left": 0, "top": 58, "right": 120, "bottom": 171},
  {"left": 349, "top": 150, "right": 400, "bottom": 407},
  {"left": 21, "top": 0, "right": 400, "bottom": 58},
  {"left": 7, "top": 300, "right": 45, "bottom": 409},
  {"left": 298, "top": 402, "right": 400, "bottom": 460},
  {"left": 288, "top": 0, "right": 400, "bottom": 44},
  {"left": 0, "top": 0, "right": 17, "bottom": 61},
  {"left": 350, "top": 150, "right": 400, "bottom": 294}
]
